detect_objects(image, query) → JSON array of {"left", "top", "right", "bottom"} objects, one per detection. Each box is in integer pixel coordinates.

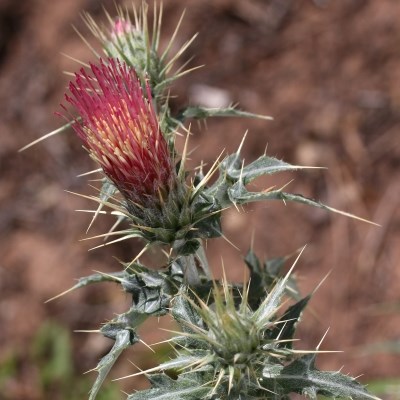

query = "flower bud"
[{"left": 105, "top": 17, "right": 162, "bottom": 96}]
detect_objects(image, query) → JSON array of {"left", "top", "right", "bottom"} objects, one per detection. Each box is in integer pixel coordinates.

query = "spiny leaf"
[
  {"left": 127, "top": 373, "right": 210, "bottom": 400},
  {"left": 100, "top": 308, "right": 148, "bottom": 341},
  {"left": 88, "top": 309, "right": 147, "bottom": 399},
  {"left": 156, "top": 353, "right": 209, "bottom": 372},
  {"left": 268, "top": 295, "right": 311, "bottom": 348},
  {"left": 264, "top": 354, "right": 381, "bottom": 399},
  {"left": 89, "top": 330, "right": 136, "bottom": 400},
  {"left": 86, "top": 263, "right": 185, "bottom": 399},
  {"left": 226, "top": 154, "right": 319, "bottom": 185},
  {"left": 244, "top": 249, "right": 262, "bottom": 275},
  {"left": 207, "top": 151, "right": 376, "bottom": 225},
  {"left": 205, "top": 152, "right": 315, "bottom": 207},
  {"left": 171, "top": 292, "right": 206, "bottom": 333},
  {"left": 228, "top": 182, "right": 376, "bottom": 224},
  {"left": 265, "top": 256, "right": 288, "bottom": 278},
  {"left": 245, "top": 249, "right": 300, "bottom": 308},
  {"left": 253, "top": 247, "right": 304, "bottom": 327},
  {"left": 176, "top": 105, "right": 272, "bottom": 123},
  {"left": 45, "top": 271, "right": 126, "bottom": 303},
  {"left": 119, "top": 264, "right": 182, "bottom": 316}
]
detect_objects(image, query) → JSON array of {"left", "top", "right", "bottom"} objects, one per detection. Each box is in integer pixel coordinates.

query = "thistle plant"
[{"left": 24, "top": 3, "right": 381, "bottom": 400}]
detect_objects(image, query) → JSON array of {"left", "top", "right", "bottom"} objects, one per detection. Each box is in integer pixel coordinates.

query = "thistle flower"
[
  {"left": 63, "top": 58, "right": 174, "bottom": 211},
  {"left": 62, "top": 58, "right": 221, "bottom": 252}
]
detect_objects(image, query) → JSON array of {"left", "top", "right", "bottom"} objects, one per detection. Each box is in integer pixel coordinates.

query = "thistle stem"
[
  {"left": 196, "top": 241, "right": 211, "bottom": 278},
  {"left": 182, "top": 242, "right": 211, "bottom": 285},
  {"left": 182, "top": 254, "right": 200, "bottom": 285}
]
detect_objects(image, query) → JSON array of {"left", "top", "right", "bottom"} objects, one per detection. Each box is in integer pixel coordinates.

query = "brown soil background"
[{"left": 0, "top": 0, "right": 399, "bottom": 399}]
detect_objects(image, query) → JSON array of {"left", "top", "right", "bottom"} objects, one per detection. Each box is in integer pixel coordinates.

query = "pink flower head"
[{"left": 63, "top": 58, "right": 174, "bottom": 207}]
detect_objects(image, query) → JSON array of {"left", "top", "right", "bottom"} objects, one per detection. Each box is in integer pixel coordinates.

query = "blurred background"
[{"left": 0, "top": 0, "right": 399, "bottom": 399}]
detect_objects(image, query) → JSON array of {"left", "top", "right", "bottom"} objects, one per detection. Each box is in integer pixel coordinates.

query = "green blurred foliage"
[
  {"left": 367, "top": 379, "right": 400, "bottom": 400},
  {"left": 0, "top": 320, "right": 121, "bottom": 400}
]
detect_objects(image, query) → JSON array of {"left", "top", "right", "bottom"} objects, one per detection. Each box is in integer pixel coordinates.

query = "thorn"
[
  {"left": 312, "top": 270, "right": 332, "bottom": 295},
  {"left": 285, "top": 244, "right": 307, "bottom": 279},
  {"left": 160, "top": 9, "right": 186, "bottom": 62},
  {"left": 65, "top": 190, "right": 129, "bottom": 216},
  {"left": 61, "top": 52, "right": 90, "bottom": 67},
  {"left": 80, "top": 229, "right": 134, "bottom": 242},
  {"left": 278, "top": 179, "right": 294, "bottom": 192},
  {"left": 263, "top": 142, "right": 269, "bottom": 156},
  {"left": 92, "top": 269, "right": 124, "bottom": 283},
  {"left": 127, "top": 360, "right": 144, "bottom": 373},
  {"left": 324, "top": 204, "right": 381, "bottom": 226},
  {"left": 191, "top": 149, "right": 225, "bottom": 198},
  {"left": 19, "top": 121, "right": 75, "bottom": 152},
  {"left": 44, "top": 285, "right": 77, "bottom": 303},
  {"left": 86, "top": 203, "right": 104, "bottom": 234},
  {"left": 290, "top": 349, "right": 343, "bottom": 354},
  {"left": 261, "top": 185, "right": 276, "bottom": 193},
  {"left": 250, "top": 230, "right": 255, "bottom": 250},
  {"left": 316, "top": 327, "right": 330, "bottom": 350},
  {"left": 77, "top": 168, "right": 102, "bottom": 177},
  {"left": 220, "top": 232, "right": 240, "bottom": 251},
  {"left": 72, "top": 25, "right": 101, "bottom": 59},
  {"left": 139, "top": 339, "right": 156, "bottom": 353},
  {"left": 125, "top": 244, "right": 150, "bottom": 268},
  {"left": 83, "top": 366, "right": 97, "bottom": 375},
  {"left": 87, "top": 232, "right": 140, "bottom": 251},
  {"left": 237, "top": 130, "right": 248, "bottom": 155},
  {"left": 103, "top": 215, "right": 125, "bottom": 242},
  {"left": 113, "top": 362, "right": 162, "bottom": 381},
  {"left": 231, "top": 199, "right": 240, "bottom": 212},
  {"left": 178, "top": 131, "right": 191, "bottom": 178}
]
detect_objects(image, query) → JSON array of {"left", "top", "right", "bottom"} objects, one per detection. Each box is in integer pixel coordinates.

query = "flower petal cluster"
[{"left": 63, "top": 58, "right": 174, "bottom": 209}]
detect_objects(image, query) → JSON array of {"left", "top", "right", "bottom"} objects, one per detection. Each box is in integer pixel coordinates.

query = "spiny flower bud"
[
  {"left": 63, "top": 58, "right": 174, "bottom": 211},
  {"left": 83, "top": 6, "right": 196, "bottom": 102},
  {"left": 104, "top": 16, "right": 162, "bottom": 96},
  {"left": 168, "top": 280, "right": 290, "bottom": 397}
]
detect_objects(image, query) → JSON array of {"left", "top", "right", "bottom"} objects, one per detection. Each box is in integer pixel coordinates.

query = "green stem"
[
  {"left": 196, "top": 241, "right": 211, "bottom": 278},
  {"left": 182, "top": 254, "right": 200, "bottom": 285},
  {"left": 182, "top": 241, "right": 211, "bottom": 285}
]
